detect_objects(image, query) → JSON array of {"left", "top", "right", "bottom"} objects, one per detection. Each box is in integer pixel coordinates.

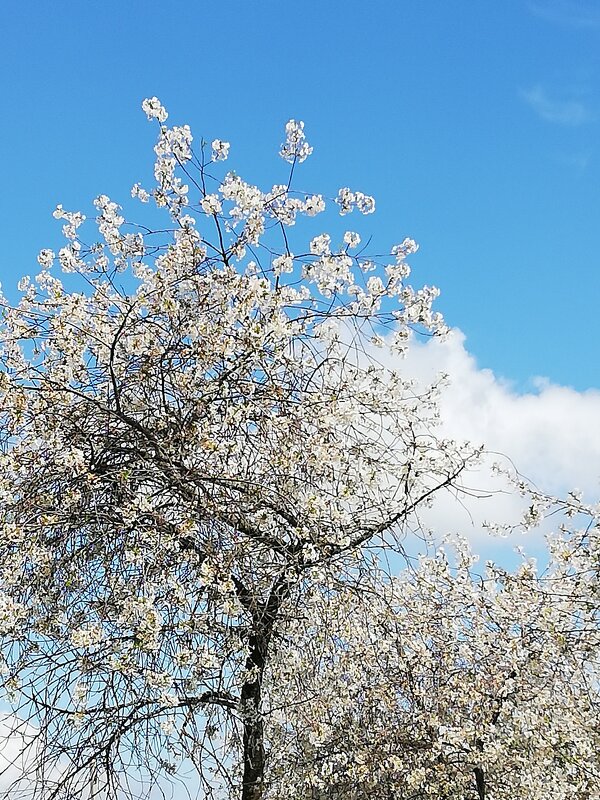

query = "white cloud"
[
  {"left": 398, "top": 330, "right": 600, "bottom": 556},
  {"left": 0, "top": 712, "right": 74, "bottom": 799},
  {"left": 520, "top": 84, "right": 592, "bottom": 125},
  {"left": 405, "top": 330, "right": 600, "bottom": 496},
  {"left": 0, "top": 713, "right": 40, "bottom": 797}
]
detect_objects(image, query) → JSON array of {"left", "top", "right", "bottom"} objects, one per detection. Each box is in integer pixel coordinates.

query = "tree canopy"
[{"left": 0, "top": 98, "right": 598, "bottom": 800}]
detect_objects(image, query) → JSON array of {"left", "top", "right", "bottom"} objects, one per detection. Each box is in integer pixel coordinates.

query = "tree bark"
[
  {"left": 241, "top": 630, "right": 267, "bottom": 800},
  {"left": 239, "top": 570, "right": 292, "bottom": 800}
]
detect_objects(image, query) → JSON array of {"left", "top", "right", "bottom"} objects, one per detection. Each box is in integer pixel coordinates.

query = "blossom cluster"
[{"left": 0, "top": 97, "right": 594, "bottom": 800}]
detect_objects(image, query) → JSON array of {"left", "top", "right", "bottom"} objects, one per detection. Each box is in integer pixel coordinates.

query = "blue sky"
[{"left": 1, "top": 0, "right": 599, "bottom": 391}]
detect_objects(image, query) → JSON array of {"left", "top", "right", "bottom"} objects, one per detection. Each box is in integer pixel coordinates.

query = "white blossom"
[
  {"left": 131, "top": 182, "right": 150, "bottom": 203},
  {"left": 273, "top": 254, "right": 294, "bottom": 275},
  {"left": 211, "top": 138, "right": 230, "bottom": 161},
  {"left": 303, "top": 194, "right": 325, "bottom": 216},
  {"left": 141, "top": 96, "right": 168, "bottom": 123},
  {"left": 0, "top": 98, "right": 594, "bottom": 800},
  {"left": 343, "top": 231, "right": 361, "bottom": 249},
  {"left": 279, "top": 119, "right": 313, "bottom": 163},
  {"left": 37, "top": 249, "right": 55, "bottom": 269},
  {"left": 335, "top": 187, "right": 375, "bottom": 215},
  {"left": 70, "top": 624, "right": 103, "bottom": 648},
  {"left": 309, "top": 233, "right": 331, "bottom": 256},
  {"left": 201, "top": 193, "right": 222, "bottom": 215}
]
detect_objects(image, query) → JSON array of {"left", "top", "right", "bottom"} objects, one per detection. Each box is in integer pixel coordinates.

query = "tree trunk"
[
  {"left": 241, "top": 677, "right": 265, "bottom": 800},
  {"left": 241, "top": 630, "right": 267, "bottom": 800},
  {"left": 239, "top": 570, "right": 292, "bottom": 800}
]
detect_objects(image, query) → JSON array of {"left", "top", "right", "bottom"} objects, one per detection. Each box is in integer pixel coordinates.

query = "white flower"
[
  {"left": 179, "top": 214, "right": 197, "bottom": 229},
  {"left": 220, "top": 173, "right": 264, "bottom": 216},
  {"left": 52, "top": 206, "right": 86, "bottom": 239},
  {"left": 131, "top": 183, "right": 150, "bottom": 203},
  {"left": 70, "top": 711, "right": 85, "bottom": 729},
  {"left": 72, "top": 681, "right": 88, "bottom": 704},
  {"left": 360, "top": 259, "right": 376, "bottom": 272},
  {"left": 160, "top": 719, "right": 175, "bottom": 736},
  {"left": 304, "top": 194, "right": 325, "bottom": 216},
  {"left": 211, "top": 139, "right": 230, "bottom": 161},
  {"left": 273, "top": 254, "right": 295, "bottom": 275},
  {"left": 310, "top": 234, "right": 331, "bottom": 256},
  {"left": 355, "top": 191, "right": 375, "bottom": 214},
  {"left": 391, "top": 238, "right": 419, "bottom": 260},
  {"left": 336, "top": 187, "right": 355, "bottom": 215},
  {"left": 343, "top": 231, "right": 361, "bottom": 249},
  {"left": 155, "top": 125, "right": 193, "bottom": 163},
  {"left": 141, "top": 96, "right": 168, "bottom": 123},
  {"left": 71, "top": 624, "right": 104, "bottom": 648},
  {"left": 0, "top": 594, "right": 25, "bottom": 634},
  {"left": 37, "top": 249, "right": 55, "bottom": 269},
  {"left": 145, "top": 670, "right": 173, "bottom": 691},
  {"left": 201, "top": 194, "right": 222, "bottom": 215},
  {"left": 279, "top": 119, "right": 313, "bottom": 164},
  {"left": 336, "top": 188, "right": 375, "bottom": 215},
  {"left": 58, "top": 246, "right": 81, "bottom": 272},
  {"left": 366, "top": 276, "right": 385, "bottom": 295}
]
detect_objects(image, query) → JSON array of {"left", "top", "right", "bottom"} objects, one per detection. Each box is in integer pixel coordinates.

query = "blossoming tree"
[
  {"left": 266, "top": 532, "right": 600, "bottom": 799},
  {"left": 0, "top": 98, "right": 598, "bottom": 800}
]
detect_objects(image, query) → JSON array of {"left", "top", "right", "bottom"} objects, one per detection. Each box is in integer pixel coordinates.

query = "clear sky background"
[{"left": 1, "top": 0, "right": 600, "bottom": 528}]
